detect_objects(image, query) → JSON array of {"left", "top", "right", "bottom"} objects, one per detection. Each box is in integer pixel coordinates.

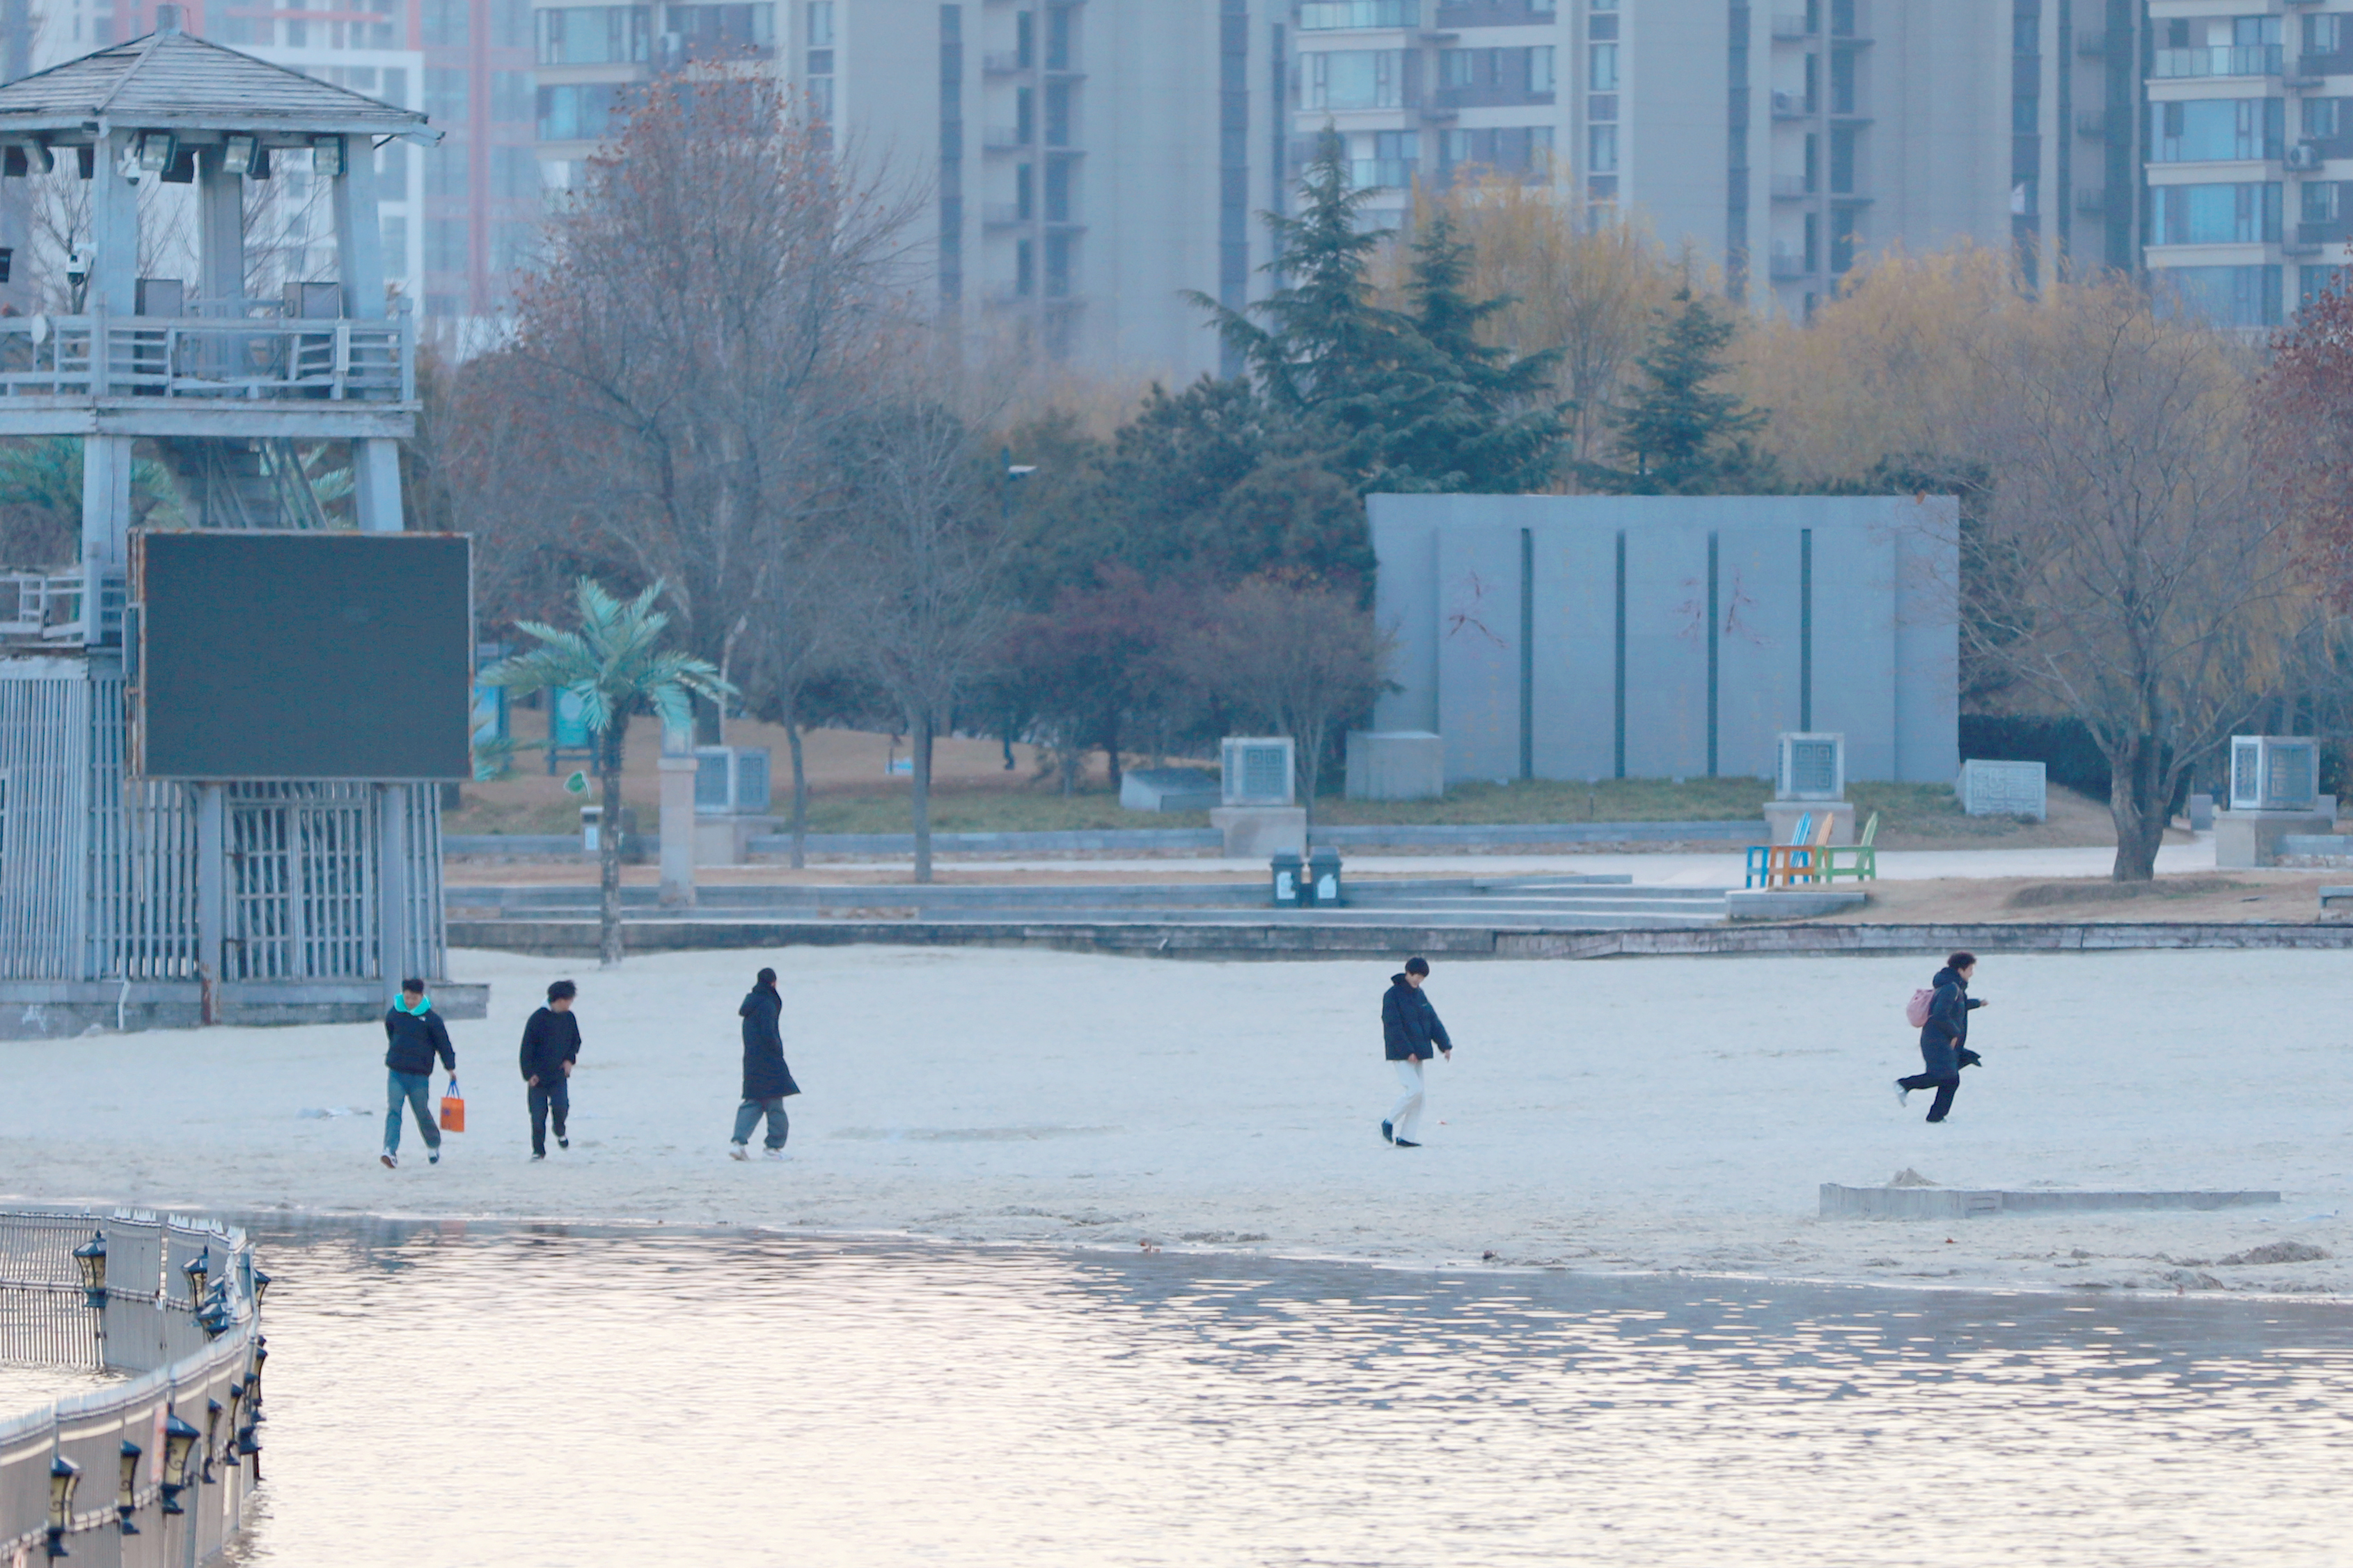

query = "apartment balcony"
[
  {"left": 2150, "top": 44, "right": 2283, "bottom": 79},
  {"left": 1348, "top": 157, "right": 1419, "bottom": 190},
  {"left": 1768, "top": 248, "right": 1816, "bottom": 280},
  {"left": 1770, "top": 13, "right": 1813, "bottom": 40},
  {"left": 1299, "top": 0, "right": 1420, "bottom": 29},
  {"left": 982, "top": 51, "right": 1029, "bottom": 74},
  {"left": 982, "top": 125, "right": 1032, "bottom": 151},
  {"left": 2075, "top": 187, "right": 2111, "bottom": 216},
  {"left": 1770, "top": 90, "right": 1816, "bottom": 119},
  {"left": 2076, "top": 109, "right": 2113, "bottom": 138},
  {"left": 1769, "top": 173, "right": 1814, "bottom": 199},
  {"left": 2297, "top": 217, "right": 2353, "bottom": 246},
  {"left": 0, "top": 308, "right": 416, "bottom": 440},
  {"left": 982, "top": 203, "right": 1032, "bottom": 227},
  {"left": 2076, "top": 31, "right": 2107, "bottom": 56}
]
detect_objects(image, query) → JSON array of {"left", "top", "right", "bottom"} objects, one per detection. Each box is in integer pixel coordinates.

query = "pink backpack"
[{"left": 1905, "top": 988, "right": 1936, "bottom": 1029}]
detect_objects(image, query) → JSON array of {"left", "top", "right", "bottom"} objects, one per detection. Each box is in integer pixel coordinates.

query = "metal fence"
[{"left": 0, "top": 1211, "right": 265, "bottom": 1567}]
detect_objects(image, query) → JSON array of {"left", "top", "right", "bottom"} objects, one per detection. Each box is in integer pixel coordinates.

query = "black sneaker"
[
  {"left": 1394, "top": 1139, "right": 1422, "bottom": 1148},
  {"left": 1380, "top": 1120, "right": 1394, "bottom": 1144},
  {"left": 558, "top": 1137, "right": 569, "bottom": 1150},
  {"left": 530, "top": 1151, "right": 546, "bottom": 1162}
]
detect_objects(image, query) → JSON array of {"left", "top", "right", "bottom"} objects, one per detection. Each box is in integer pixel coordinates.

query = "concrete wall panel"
[{"left": 1435, "top": 523, "right": 1523, "bottom": 784}]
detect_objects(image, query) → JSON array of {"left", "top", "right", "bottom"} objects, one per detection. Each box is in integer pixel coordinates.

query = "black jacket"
[
  {"left": 739, "top": 985, "right": 801, "bottom": 1101},
  {"left": 384, "top": 1004, "right": 457, "bottom": 1077},
  {"left": 519, "top": 1006, "right": 581, "bottom": 1085},
  {"left": 1917, "top": 966, "right": 1985, "bottom": 1077},
  {"left": 1382, "top": 976, "right": 1453, "bottom": 1061}
]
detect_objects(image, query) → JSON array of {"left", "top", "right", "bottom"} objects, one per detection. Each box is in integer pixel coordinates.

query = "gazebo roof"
[{"left": 0, "top": 24, "right": 439, "bottom": 142}]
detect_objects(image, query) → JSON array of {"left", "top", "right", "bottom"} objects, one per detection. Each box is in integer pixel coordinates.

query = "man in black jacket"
[
  {"left": 1380, "top": 956, "right": 1453, "bottom": 1148},
  {"left": 729, "top": 967, "right": 800, "bottom": 1161},
  {"left": 520, "top": 979, "right": 582, "bottom": 1160},
  {"left": 382, "top": 977, "right": 457, "bottom": 1169}
]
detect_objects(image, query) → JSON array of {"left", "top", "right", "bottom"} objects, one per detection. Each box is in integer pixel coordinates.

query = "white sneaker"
[
  {"left": 1894, "top": 1082, "right": 1910, "bottom": 1107},
  {"left": 427, "top": 1147, "right": 442, "bottom": 1165},
  {"left": 728, "top": 1143, "right": 750, "bottom": 1161},
  {"left": 379, "top": 1150, "right": 397, "bottom": 1169},
  {"left": 762, "top": 1148, "right": 788, "bottom": 1162}
]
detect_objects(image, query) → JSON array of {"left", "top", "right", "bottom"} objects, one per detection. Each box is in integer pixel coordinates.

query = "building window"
[
  {"left": 1589, "top": 42, "right": 1617, "bottom": 91},
  {"left": 425, "top": 67, "right": 469, "bottom": 126},
  {"left": 2156, "top": 264, "right": 2282, "bottom": 327},
  {"left": 1829, "top": 125, "right": 1857, "bottom": 193},
  {"left": 1016, "top": 163, "right": 1034, "bottom": 220},
  {"left": 1587, "top": 122, "right": 1617, "bottom": 173},
  {"left": 2304, "top": 181, "right": 2342, "bottom": 223},
  {"left": 1044, "top": 81, "right": 1073, "bottom": 145},
  {"left": 1044, "top": 157, "right": 1071, "bottom": 220},
  {"left": 491, "top": 71, "right": 533, "bottom": 123},
  {"left": 425, "top": 219, "right": 468, "bottom": 274},
  {"left": 1306, "top": 50, "right": 1404, "bottom": 111},
  {"left": 2148, "top": 99, "right": 2285, "bottom": 163},
  {"left": 1016, "top": 238, "right": 1034, "bottom": 295},
  {"left": 1016, "top": 86, "right": 1034, "bottom": 141},
  {"left": 537, "top": 83, "right": 628, "bottom": 141},
  {"left": 1046, "top": 4, "right": 1073, "bottom": 70},
  {"left": 421, "top": 0, "right": 466, "bottom": 46},
  {"left": 670, "top": 4, "right": 776, "bottom": 60},
  {"left": 425, "top": 146, "right": 469, "bottom": 198},
  {"left": 1438, "top": 49, "right": 1474, "bottom": 89},
  {"left": 494, "top": 145, "right": 542, "bottom": 200},
  {"left": 2149, "top": 182, "right": 2283, "bottom": 245},
  {"left": 2301, "top": 264, "right": 2349, "bottom": 306},
  {"left": 1529, "top": 45, "right": 1554, "bottom": 96},
  {"left": 1298, "top": 1, "right": 1417, "bottom": 27},
  {"left": 2307, "top": 14, "right": 2343, "bottom": 56},
  {"left": 1829, "top": 47, "right": 1855, "bottom": 115},
  {"left": 379, "top": 215, "right": 408, "bottom": 272},
  {"left": 1350, "top": 128, "right": 1417, "bottom": 189},
  {"left": 2308, "top": 98, "right": 2343, "bottom": 141},
  {"left": 808, "top": 0, "right": 833, "bottom": 45}
]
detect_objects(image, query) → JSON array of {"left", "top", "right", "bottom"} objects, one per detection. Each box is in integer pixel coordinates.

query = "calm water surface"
[{"left": 214, "top": 1222, "right": 2353, "bottom": 1567}]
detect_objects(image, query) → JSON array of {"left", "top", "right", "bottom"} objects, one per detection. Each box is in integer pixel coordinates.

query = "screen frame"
[{"left": 128, "top": 528, "right": 476, "bottom": 783}]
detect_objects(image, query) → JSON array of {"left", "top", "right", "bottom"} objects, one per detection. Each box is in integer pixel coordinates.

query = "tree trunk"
[
  {"left": 2108, "top": 731, "right": 2167, "bottom": 882},
  {"left": 786, "top": 708, "right": 809, "bottom": 871},
  {"left": 1103, "top": 710, "right": 1123, "bottom": 792},
  {"left": 911, "top": 706, "right": 934, "bottom": 885},
  {"left": 599, "top": 728, "right": 626, "bottom": 967}
]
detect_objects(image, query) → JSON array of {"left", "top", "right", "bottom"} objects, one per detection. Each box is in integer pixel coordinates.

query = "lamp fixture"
[
  {"left": 135, "top": 131, "right": 175, "bottom": 173},
  {"left": 222, "top": 1382, "right": 246, "bottom": 1468},
  {"left": 46, "top": 1455, "right": 79, "bottom": 1559},
  {"left": 251, "top": 1268, "right": 271, "bottom": 1308},
  {"left": 116, "top": 1441, "right": 140, "bottom": 1536},
  {"left": 195, "top": 1294, "right": 232, "bottom": 1339},
  {"left": 201, "top": 1400, "right": 221, "bottom": 1484},
  {"left": 70, "top": 1231, "right": 104, "bottom": 1308},
  {"left": 181, "top": 1246, "right": 208, "bottom": 1306},
  {"left": 159, "top": 1415, "right": 198, "bottom": 1514},
  {"left": 311, "top": 135, "right": 347, "bottom": 177},
  {"left": 3, "top": 142, "right": 56, "bottom": 177},
  {"left": 221, "top": 134, "right": 258, "bottom": 176}
]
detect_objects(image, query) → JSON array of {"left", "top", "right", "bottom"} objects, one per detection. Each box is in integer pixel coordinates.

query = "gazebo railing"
[{"left": 0, "top": 310, "right": 413, "bottom": 405}]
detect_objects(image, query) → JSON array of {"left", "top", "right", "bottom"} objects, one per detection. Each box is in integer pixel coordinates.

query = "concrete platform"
[
  {"left": 0, "top": 980, "right": 491, "bottom": 1039},
  {"left": 1821, "top": 1183, "right": 2282, "bottom": 1219}
]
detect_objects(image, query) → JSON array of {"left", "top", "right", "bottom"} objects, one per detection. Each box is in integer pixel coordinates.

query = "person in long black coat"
[
  {"left": 729, "top": 967, "right": 801, "bottom": 1160},
  {"left": 1896, "top": 952, "right": 1988, "bottom": 1123}
]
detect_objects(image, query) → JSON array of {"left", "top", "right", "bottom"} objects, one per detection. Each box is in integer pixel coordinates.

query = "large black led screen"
[{"left": 134, "top": 531, "right": 472, "bottom": 781}]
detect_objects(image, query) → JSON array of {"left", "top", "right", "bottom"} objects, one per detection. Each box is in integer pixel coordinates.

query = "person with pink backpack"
[{"left": 1896, "top": 951, "right": 1989, "bottom": 1123}]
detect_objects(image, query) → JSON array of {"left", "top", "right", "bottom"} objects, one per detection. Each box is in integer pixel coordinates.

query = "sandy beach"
[{"left": 3, "top": 943, "right": 2346, "bottom": 1297}]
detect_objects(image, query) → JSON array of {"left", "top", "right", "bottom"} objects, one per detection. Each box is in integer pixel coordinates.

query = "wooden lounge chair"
[
  {"left": 1745, "top": 811, "right": 1811, "bottom": 889},
  {"left": 1815, "top": 811, "right": 1881, "bottom": 882},
  {"left": 1766, "top": 811, "right": 1836, "bottom": 889}
]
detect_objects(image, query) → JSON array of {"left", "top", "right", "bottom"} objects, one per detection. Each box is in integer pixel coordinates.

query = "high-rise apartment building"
[
  {"left": 2141, "top": 1, "right": 2353, "bottom": 329},
  {"left": 530, "top": 0, "right": 1289, "bottom": 374},
  {"left": 1288, "top": 1, "right": 2142, "bottom": 318}
]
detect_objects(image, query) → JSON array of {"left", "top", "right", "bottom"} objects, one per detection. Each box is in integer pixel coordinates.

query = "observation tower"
[{"left": 0, "top": 10, "right": 479, "bottom": 1036}]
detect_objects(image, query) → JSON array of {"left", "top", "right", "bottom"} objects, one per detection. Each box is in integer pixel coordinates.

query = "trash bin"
[
  {"left": 1309, "top": 846, "right": 1342, "bottom": 907},
  {"left": 581, "top": 805, "right": 603, "bottom": 855},
  {"left": 1270, "top": 852, "right": 1304, "bottom": 909}
]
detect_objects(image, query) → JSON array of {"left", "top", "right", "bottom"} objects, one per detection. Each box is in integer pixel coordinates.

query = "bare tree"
[
  {"left": 838, "top": 387, "right": 1016, "bottom": 883},
  {"left": 1953, "top": 276, "right": 2312, "bottom": 880},
  {"left": 1179, "top": 578, "right": 1393, "bottom": 824},
  {"left": 496, "top": 70, "right": 920, "bottom": 731}
]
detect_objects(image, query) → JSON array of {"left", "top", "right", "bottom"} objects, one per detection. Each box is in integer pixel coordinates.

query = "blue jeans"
[
  {"left": 732, "top": 1098, "right": 789, "bottom": 1150},
  {"left": 386, "top": 1070, "right": 441, "bottom": 1153}
]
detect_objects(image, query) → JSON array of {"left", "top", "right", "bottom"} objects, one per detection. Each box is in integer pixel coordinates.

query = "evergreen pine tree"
[
  {"left": 1367, "top": 211, "right": 1566, "bottom": 493},
  {"left": 1580, "top": 287, "right": 1775, "bottom": 495}
]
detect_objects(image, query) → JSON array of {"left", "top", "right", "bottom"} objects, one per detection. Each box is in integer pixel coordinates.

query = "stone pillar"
[
  {"left": 657, "top": 755, "right": 699, "bottom": 907},
  {"left": 195, "top": 785, "right": 226, "bottom": 1022},
  {"left": 378, "top": 784, "right": 411, "bottom": 1004}
]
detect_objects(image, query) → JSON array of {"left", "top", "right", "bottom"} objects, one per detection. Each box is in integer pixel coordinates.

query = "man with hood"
[
  {"left": 1380, "top": 956, "right": 1452, "bottom": 1148},
  {"left": 730, "top": 966, "right": 801, "bottom": 1161},
  {"left": 1897, "top": 951, "right": 1989, "bottom": 1124},
  {"left": 382, "top": 976, "right": 457, "bottom": 1169}
]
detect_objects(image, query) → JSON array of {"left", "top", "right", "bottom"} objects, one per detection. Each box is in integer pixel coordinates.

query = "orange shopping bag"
[{"left": 439, "top": 1075, "right": 466, "bottom": 1133}]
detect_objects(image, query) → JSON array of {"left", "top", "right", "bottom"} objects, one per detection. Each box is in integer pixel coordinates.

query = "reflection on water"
[
  {"left": 0, "top": 1362, "right": 118, "bottom": 1413},
  {"left": 221, "top": 1223, "right": 2353, "bottom": 1568}
]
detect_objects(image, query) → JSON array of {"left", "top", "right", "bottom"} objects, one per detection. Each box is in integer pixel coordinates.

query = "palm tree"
[{"left": 482, "top": 578, "right": 733, "bottom": 967}]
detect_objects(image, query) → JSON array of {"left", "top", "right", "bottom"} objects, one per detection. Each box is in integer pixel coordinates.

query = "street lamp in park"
[
  {"left": 180, "top": 1247, "right": 209, "bottom": 1307},
  {"left": 116, "top": 1441, "right": 141, "bottom": 1536},
  {"left": 159, "top": 1414, "right": 199, "bottom": 1515},
  {"left": 46, "top": 1455, "right": 79, "bottom": 1559},
  {"left": 71, "top": 1232, "right": 105, "bottom": 1308},
  {"left": 998, "top": 446, "right": 1038, "bottom": 771}
]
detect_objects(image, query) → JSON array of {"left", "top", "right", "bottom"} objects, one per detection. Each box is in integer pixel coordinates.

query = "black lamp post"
[
  {"left": 116, "top": 1441, "right": 141, "bottom": 1536},
  {"left": 200, "top": 1400, "right": 221, "bottom": 1485},
  {"left": 46, "top": 1454, "right": 79, "bottom": 1559},
  {"left": 195, "top": 1280, "right": 233, "bottom": 1340},
  {"left": 159, "top": 1414, "right": 198, "bottom": 1515},
  {"left": 250, "top": 1268, "right": 271, "bottom": 1308}
]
